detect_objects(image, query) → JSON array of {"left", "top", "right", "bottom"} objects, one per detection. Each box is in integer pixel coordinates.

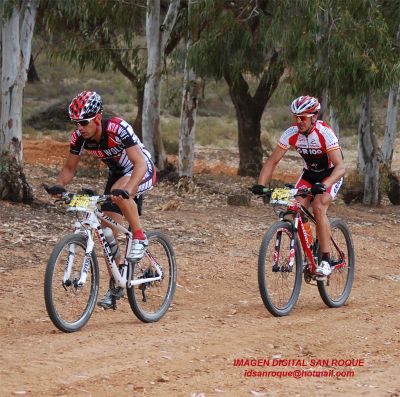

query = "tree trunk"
[
  {"left": 227, "top": 76, "right": 264, "bottom": 176},
  {"left": 142, "top": 0, "right": 179, "bottom": 170},
  {"left": 224, "top": 52, "right": 284, "bottom": 177},
  {"left": 133, "top": 86, "right": 144, "bottom": 141},
  {"left": 27, "top": 53, "right": 40, "bottom": 83},
  {"left": 114, "top": 60, "right": 145, "bottom": 141},
  {"left": 178, "top": 0, "right": 199, "bottom": 178},
  {"left": 319, "top": 89, "right": 329, "bottom": 121},
  {"left": 0, "top": 8, "right": 2, "bottom": 111},
  {"left": 0, "top": 1, "right": 37, "bottom": 203},
  {"left": 319, "top": 90, "right": 340, "bottom": 138},
  {"left": 357, "top": 91, "right": 380, "bottom": 205},
  {"left": 382, "top": 82, "right": 399, "bottom": 168},
  {"left": 178, "top": 61, "right": 199, "bottom": 177},
  {"left": 329, "top": 106, "right": 340, "bottom": 138},
  {"left": 235, "top": 103, "right": 264, "bottom": 177}
]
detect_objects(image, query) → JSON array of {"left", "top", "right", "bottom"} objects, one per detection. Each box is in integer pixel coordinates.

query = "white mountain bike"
[{"left": 43, "top": 188, "right": 177, "bottom": 333}]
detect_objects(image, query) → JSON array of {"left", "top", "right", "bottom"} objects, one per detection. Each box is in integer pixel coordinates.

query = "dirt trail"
[{"left": 0, "top": 139, "right": 399, "bottom": 397}]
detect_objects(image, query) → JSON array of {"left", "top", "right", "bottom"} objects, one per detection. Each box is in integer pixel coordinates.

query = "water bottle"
[
  {"left": 103, "top": 227, "right": 120, "bottom": 258},
  {"left": 303, "top": 218, "right": 313, "bottom": 247}
]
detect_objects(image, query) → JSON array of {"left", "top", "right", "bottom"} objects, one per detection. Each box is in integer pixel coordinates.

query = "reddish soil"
[{"left": 0, "top": 138, "right": 399, "bottom": 397}]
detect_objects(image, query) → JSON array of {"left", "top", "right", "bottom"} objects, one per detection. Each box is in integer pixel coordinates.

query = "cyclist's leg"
[
  {"left": 311, "top": 193, "right": 332, "bottom": 253},
  {"left": 113, "top": 161, "right": 156, "bottom": 260},
  {"left": 110, "top": 174, "right": 141, "bottom": 232},
  {"left": 312, "top": 177, "right": 343, "bottom": 253},
  {"left": 294, "top": 172, "right": 312, "bottom": 208},
  {"left": 113, "top": 160, "right": 156, "bottom": 234},
  {"left": 97, "top": 173, "right": 138, "bottom": 309}
]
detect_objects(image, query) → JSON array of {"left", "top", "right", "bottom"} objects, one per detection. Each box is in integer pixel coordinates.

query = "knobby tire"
[
  {"left": 258, "top": 221, "right": 302, "bottom": 317},
  {"left": 317, "top": 218, "right": 355, "bottom": 307},
  {"left": 44, "top": 233, "right": 99, "bottom": 333},
  {"left": 127, "top": 231, "right": 177, "bottom": 323}
]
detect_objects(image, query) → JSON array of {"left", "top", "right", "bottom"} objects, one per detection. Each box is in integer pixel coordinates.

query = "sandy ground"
[{"left": 0, "top": 139, "right": 399, "bottom": 397}]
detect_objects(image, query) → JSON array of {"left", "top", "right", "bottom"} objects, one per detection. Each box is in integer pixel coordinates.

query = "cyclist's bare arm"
[
  {"left": 258, "top": 146, "right": 287, "bottom": 185},
  {"left": 323, "top": 149, "right": 346, "bottom": 188},
  {"left": 110, "top": 145, "right": 147, "bottom": 231},
  {"left": 121, "top": 145, "right": 148, "bottom": 196},
  {"left": 55, "top": 153, "right": 81, "bottom": 187}
]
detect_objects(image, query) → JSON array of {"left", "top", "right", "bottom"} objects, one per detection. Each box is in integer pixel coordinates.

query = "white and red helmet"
[
  {"left": 291, "top": 96, "right": 320, "bottom": 115},
  {"left": 68, "top": 91, "right": 103, "bottom": 120}
]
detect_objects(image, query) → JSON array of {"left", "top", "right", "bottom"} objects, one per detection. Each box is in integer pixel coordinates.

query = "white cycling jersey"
[{"left": 278, "top": 120, "right": 340, "bottom": 172}]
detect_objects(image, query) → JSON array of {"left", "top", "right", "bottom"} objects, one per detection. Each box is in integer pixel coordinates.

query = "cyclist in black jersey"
[{"left": 47, "top": 91, "right": 156, "bottom": 309}]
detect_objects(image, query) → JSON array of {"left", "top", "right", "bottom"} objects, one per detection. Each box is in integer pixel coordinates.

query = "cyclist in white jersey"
[
  {"left": 251, "top": 96, "right": 346, "bottom": 276},
  {"left": 46, "top": 91, "right": 155, "bottom": 308}
]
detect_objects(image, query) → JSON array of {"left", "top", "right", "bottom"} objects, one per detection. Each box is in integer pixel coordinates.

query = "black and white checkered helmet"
[{"left": 69, "top": 91, "right": 103, "bottom": 120}]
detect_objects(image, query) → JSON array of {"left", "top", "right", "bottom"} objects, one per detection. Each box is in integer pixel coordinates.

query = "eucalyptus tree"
[
  {"left": 189, "top": 0, "right": 314, "bottom": 176},
  {"left": 178, "top": 0, "right": 200, "bottom": 177},
  {"left": 142, "top": 0, "right": 180, "bottom": 169},
  {"left": 43, "top": 0, "right": 184, "bottom": 168},
  {"left": 354, "top": 1, "right": 400, "bottom": 205},
  {"left": 290, "top": 0, "right": 400, "bottom": 205},
  {"left": 0, "top": 0, "right": 38, "bottom": 203},
  {"left": 40, "top": 0, "right": 147, "bottom": 138},
  {"left": 383, "top": 81, "right": 399, "bottom": 168},
  {"left": 381, "top": 4, "right": 400, "bottom": 169}
]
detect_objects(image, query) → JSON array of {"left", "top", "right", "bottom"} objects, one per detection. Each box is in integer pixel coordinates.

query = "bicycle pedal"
[
  {"left": 314, "top": 275, "right": 328, "bottom": 283},
  {"left": 304, "top": 277, "right": 318, "bottom": 286}
]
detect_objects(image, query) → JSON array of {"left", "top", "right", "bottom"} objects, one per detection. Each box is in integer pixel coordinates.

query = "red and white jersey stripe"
[{"left": 278, "top": 120, "right": 340, "bottom": 172}]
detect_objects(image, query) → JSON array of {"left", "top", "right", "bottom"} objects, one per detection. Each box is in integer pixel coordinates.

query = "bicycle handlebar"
[
  {"left": 43, "top": 184, "right": 112, "bottom": 205},
  {"left": 250, "top": 186, "right": 312, "bottom": 198}
]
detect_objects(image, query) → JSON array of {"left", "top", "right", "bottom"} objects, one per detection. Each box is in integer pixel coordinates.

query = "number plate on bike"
[
  {"left": 68, "top": 195, "right": 92, "bottom": 211},
  {"left": 270, "top": 188, "right": 294, "bottom": 205}
]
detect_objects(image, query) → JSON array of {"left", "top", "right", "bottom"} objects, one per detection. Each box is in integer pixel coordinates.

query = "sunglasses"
[
  {"left": 71, "top": 116, "right": 96, "bottom": 127},
  {"left": 293, "top": 114, "right": 314, "bottom": 122}
]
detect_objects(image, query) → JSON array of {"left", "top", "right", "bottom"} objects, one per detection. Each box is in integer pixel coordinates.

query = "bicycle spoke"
[
  {"left": 44, "top": 234, "right": 99, "bottom": 332},
  {"left": 317, "top": 219, "right": 355, "bottom": 307},
  {"left": 127, "top": 231, "right": 176, "bottom": 322},
  {"left": 258, "top": 221, "right": 302, "bottom": 316}
]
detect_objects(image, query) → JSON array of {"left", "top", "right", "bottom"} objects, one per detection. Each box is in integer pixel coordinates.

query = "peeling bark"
[
  {"left": 382, "top": 82, "right": 399, "bottom": 168},
  {"left": 0, "top": 1, "right": 37, "bottom": 203},
  {"left": 142, "top": 0, "right": 180, "bottom": 170},
  {"left": 178, "top": 3, "right": 199, "bottom": 178},
  {"left": 357, "top": 92, "right": 381, "bottom": 205}
]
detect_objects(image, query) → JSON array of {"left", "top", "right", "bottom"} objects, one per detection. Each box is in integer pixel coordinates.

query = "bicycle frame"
[
  {"left": 65, "top": 196, "right": 163, "bottom": 290},
  {"left": 278, "top": 199, "right": 346, "bottom": 275}
]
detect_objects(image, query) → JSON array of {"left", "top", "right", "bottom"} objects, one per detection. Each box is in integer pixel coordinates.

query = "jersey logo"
[
  {"left": 107, "top": 121, "right": 120, "bottom": 134},
  {"left": 297, "top": 148, "right": 323, "bottom": 155}
]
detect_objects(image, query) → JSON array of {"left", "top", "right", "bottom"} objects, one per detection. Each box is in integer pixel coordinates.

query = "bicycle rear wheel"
[
  {"left": 258, "top": 221, "right": 303, "bottom": 317},
  {"left": 44, "top": 234, "right": 99, "bottom": 332},
  {"left": 127, "top": 231, "right": 176, "bottom": 322},
  {"left": 317, "top": 218, "right": 355, "bottom": 307}
]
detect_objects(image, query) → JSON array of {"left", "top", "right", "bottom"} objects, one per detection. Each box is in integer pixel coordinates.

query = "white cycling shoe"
[
  {"left": 126, "top": 237, "right": 148, "bottom": 261},
  {"left": 316, "top": 260, "right": 333, "bottom": 276}
]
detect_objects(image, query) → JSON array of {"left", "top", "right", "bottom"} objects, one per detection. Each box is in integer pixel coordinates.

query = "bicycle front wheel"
[
  {"left": 127, "top": 231, "right": 176, "bottom": 323},
  {"left": 44, "top": 234, "right": 99, "bottom": 332},
  {"left": 317, "top": 218, "right": 355, "bottom": 308},
  {"left": 258, "top": 221, "right": 303, "bottom": 317}
]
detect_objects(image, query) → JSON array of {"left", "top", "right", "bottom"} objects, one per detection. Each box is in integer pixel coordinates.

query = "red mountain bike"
[{"left": 255, "top": 186, "right": 355, "bottom": 317}]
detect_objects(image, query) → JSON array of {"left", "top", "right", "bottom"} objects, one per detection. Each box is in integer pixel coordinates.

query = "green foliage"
[
  {"left": 39, "top": 0, "right": 147, "bottom": 78},
  {"left": 188, "top": 0, "right": 307, "bottom": 81},
  {"left": 289, "top": 0, "right": 400, "bottom": 113}
]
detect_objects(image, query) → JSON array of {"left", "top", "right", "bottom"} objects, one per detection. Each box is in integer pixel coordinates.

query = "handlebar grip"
[{"left": 43, "top": 184, "right": 67, "bottom": 195}]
